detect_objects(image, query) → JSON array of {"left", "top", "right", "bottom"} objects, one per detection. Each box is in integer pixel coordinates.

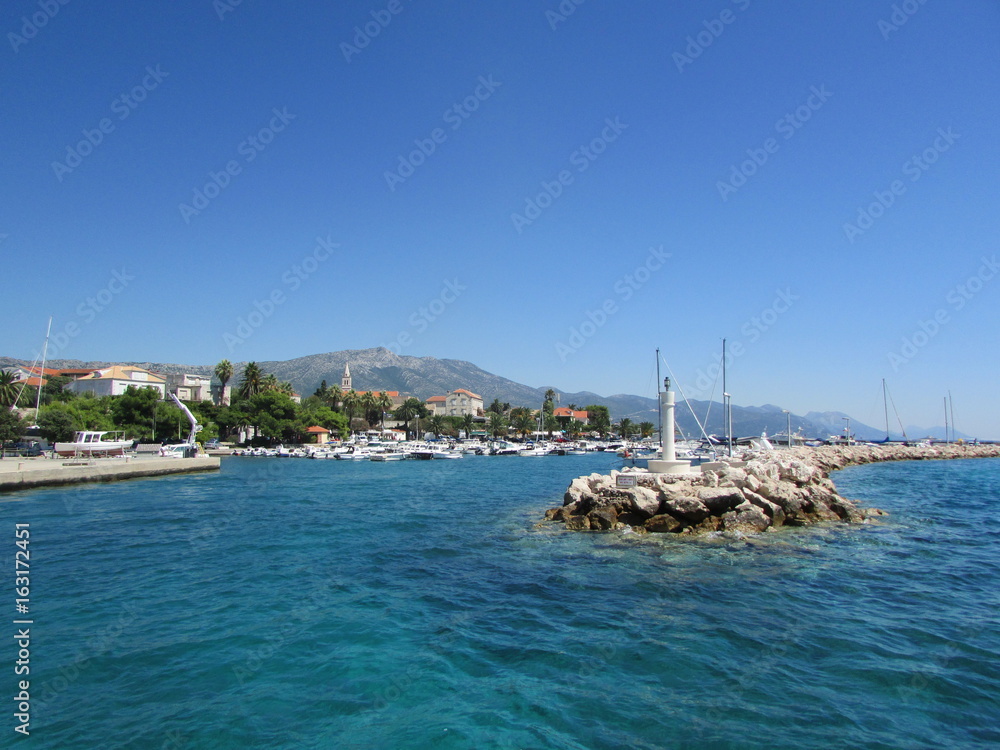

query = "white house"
[{"left": 65, "top": 366, "right": 166, "bottom": 397}]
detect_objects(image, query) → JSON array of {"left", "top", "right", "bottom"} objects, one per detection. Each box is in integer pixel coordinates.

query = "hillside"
[{"left": 0, "top": 348, "right": 940, "bottom": 439}]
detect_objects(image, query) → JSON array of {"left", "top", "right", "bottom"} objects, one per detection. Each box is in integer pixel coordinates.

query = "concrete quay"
[{"left": 0, "top": 455, "right": 221, "bottom": 492}]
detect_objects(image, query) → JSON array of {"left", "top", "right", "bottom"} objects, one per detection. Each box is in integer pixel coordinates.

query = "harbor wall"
[{"left": 0, "top": 456, "right": 221, "bottom": 492}]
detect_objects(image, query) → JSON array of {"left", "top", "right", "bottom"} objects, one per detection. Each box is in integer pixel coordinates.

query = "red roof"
[
  {"left": 306, "top": 426, "right": 330, "bottom": 433},
  {"left": 354, "top": 390, "right": 400, "bottom": 398},
  {"left": 22, "top": 377, "right": 46, "bottom": 387},
  {"left": 450, "top": 389, "right": 482, "bottom": 399},
  {"left": 427, "top": 395, "right": 446, "bottom": 402},
  {"left": 554, "top": 407, "right": 588, "bottom": 419}
]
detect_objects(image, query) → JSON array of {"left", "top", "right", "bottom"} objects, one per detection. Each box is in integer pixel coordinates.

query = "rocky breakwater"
[{"left": 544, "top": 444, "right": 1000, "bottom": 536}]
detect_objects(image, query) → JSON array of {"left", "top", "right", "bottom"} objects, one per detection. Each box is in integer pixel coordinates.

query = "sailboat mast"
[
  {"left": 656, "top": 348, "right": 662, "bottom": 449},
  {"left": 949, "top": 391, "right": 955, "bottom": 442},
  {"left": 883, "top": 379, "right": 890, "bottom": 441},
  {"left": 34, "top": 316, "right": 53, "bottom": 419},
  {"left": 943, "top": 396, "right": 949, "bottom": 443}
]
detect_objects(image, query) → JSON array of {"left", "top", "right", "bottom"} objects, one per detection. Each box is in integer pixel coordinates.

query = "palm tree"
[
  {"left": 327, "top": 384, "right": 343, "bottom": 410},
  {"left": 566, "top": 419, "right": 585, "bottom": 439},
  {"left": 0, "top": 371, "right": 19, "bottom": 408},
  {"left": 376, "top": 391, "right": 393, "bottom": 429},
  {"left": 462, "top": 413, "right": 474, "bottom": 438},
  {"left": 488, "top": 397, "right": 505, "bottom": 415},
  {"left": 488, "top": 411, "right": 508, "bottom": 438},
  {"left": 360, "top": 391, "right": 378, "bottom": 426},
  {"left": 638, "top": 421, "right": 655, "bottom": 439},
  {"left": 342, "top": 390, "right": 360, "bottom": 427},
  {"left": 392, "top": 397, "right": 424, "bottom": 438},
  {"left": 427, "top": 414, "right": 446, "bottom": 437},
  {"left": 261, "top": 373, "right": 280, "bottom": 393},
  {"left": 238, "top": 362, "right": 264, "bottom": 399},
  {"left": 214, "top": 360, "right": 234, "bottom": 406},
  {"left": 513, "top": 412, "right": 536, "bottom": 440},
  {"left": 617, "top": 418, "right": 634, "bottom": 439}
]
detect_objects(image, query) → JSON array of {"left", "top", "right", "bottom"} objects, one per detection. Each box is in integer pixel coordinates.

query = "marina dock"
[{"left": 0, "top": 455, "right": 221, "bottom": 492}]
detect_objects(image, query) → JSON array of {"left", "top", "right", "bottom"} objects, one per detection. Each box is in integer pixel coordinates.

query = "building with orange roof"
[
  {"left": 65, "top": 365, "right": 166, "bottom": 397},
  {"left": 553, "top": 407, "right": 589, "bottom": 423}
]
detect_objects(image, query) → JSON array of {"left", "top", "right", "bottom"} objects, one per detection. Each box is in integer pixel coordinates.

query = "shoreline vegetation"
[{"left": 544, "top": 443, "right": 1000, "bottom": 536}]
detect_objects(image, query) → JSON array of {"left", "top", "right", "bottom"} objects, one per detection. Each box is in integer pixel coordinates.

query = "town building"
[
  {"left": 165, "top": 373, "right": 213, "bottom": 402},
  {"left": 64, "top": 365, "right": 166, "bottom": 397},
  {"left": 553, "top": 407, "right": 589, "bottom": 426}
]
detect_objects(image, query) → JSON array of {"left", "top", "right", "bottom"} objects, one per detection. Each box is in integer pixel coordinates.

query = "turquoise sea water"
[{"left": 2, "top": 454, "right": 999, "bottom": 749}]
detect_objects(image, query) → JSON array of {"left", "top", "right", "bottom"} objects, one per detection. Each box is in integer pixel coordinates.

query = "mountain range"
[{"left": 1, "top": 347, "right": 970, "bottom": 440}]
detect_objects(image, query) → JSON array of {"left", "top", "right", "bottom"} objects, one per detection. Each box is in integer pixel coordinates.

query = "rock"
[
  {"left": 661, "top": 495, "right": 712, "bottom": 523},
  {"left": 565, "top": 515, "right": 591, "bottom": 531},
  {"left": 686, "top": 516, "right": 722, "bottom": 534},
  {"left": 756, "top": 481, "right": 803, "bottom": 515},
  {"left": 721, "top": 505, "right": 771, "bottom": 533},
  {"left": 697, "top": 486, "right": 744, "bottom": 514},
  {"left": 628, "top": 486, "right": 663, "bottom": 517},
  {"left": 587, "top": 507, "right": 618, "bottom": 530},
  {"left": 779, "top": 460, "right": 817, "bottom": 486},
  {"left": 742, "top": 490, "right": 785, "bottom": 527},
  {"left": 564, "top": 476, "right": 591, "bottom": 506},
  {"left": 645, "top": 514, "right": 683, "bottom": 533}
]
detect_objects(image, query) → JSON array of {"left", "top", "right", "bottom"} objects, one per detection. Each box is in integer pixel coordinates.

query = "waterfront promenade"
[{"left": 0, "top": 455, "right": 220, "bottom": 492}]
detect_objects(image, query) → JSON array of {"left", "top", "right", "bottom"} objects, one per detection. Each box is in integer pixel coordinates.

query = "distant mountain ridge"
[{"left": 0, "top": 348, "right": 969, "bottom": 439}]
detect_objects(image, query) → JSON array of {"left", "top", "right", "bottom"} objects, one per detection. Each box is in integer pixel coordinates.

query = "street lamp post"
[
  {"left": 842, "top": 416, "right": 851, "bottom": 445},
  {"left": 782, "top": 409, "right": 791, "bottom": 448}
]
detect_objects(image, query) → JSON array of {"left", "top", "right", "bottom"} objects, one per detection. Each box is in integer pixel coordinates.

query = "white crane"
[{"left": 161, "top": 393, "right": 202, "bottom": 457}]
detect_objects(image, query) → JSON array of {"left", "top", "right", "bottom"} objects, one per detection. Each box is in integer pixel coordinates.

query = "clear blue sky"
[{"left": 3, "top": 1, "right": 998, "bottom": 437}]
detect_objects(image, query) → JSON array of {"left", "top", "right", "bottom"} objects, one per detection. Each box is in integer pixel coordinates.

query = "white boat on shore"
[{"left": 55, "top": 431, "right": 133, "bottom": 458}]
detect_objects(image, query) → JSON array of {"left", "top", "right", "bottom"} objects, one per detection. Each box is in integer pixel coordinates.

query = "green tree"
[
  {"left": 638, "top": 421, "right": 655, "bottom": 439},
  {"left": 238, "top": 362, "right": 264, "bottom": 399},
  {"left": 513, "top": 411, "right": 536, "bottom": 440},
  {"left": 617, "top": 418, "right": 634, "bottom": 439},
  {"left": 462, "top": 413, "right": 475, "bottom": 437},
  {"left": 215, "top": 359, "right": 234, "bottom": 405},
  {"left": 111, "top": 386, "right": 164, "bottom": 440},
  {"left": 342, "top": 390, "right": 360, "bottom": 427},
  {"left": 427, "top": 414, "right": 446, "bottom": 437},
  {"left": 0, "top": 371, "right": 18, "bottom": 408},
  {"left": 36, "top": 406, "right": 75, "bottom": 442},
  {"left": 585, "top": 405, "right": 611, "bottom": 437},
  {"left": 0, "top": 408, "right": 25, "bottom": 445},
  {"left": 376, "top": 391, "right": 393, "bottom": 429},
  {"left": 544, "top": 414, "right": 560, "bottom": 437},
  {"left": 565, "top": 419, "right": 586, "bottom": 439},
  {"left": 488, "top": 411, "right": 508, "bottom": 438},
  {"left": 246, "top": 391, "right": 298, "bottom": 442},
  {"left": 393, "top": 397, "right": 427, "bottom": 438}
]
